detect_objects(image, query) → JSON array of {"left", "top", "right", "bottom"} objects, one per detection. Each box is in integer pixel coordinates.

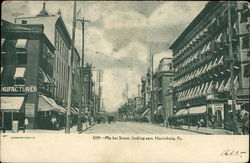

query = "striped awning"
[
  {"left": 175, "top": 109, "right": 187, "bottom": 116},
  {"left": 189, "top": 106, "right": 206, "bottom": 115},
  {"left": 141, "top": 108, "right": 150, "bottom": 117},
  {"left": 70, "top": 108, "right": 78, "bottom": 114},
  {"left": 38, "top": 95, "right": 65, "bottom": 112}
]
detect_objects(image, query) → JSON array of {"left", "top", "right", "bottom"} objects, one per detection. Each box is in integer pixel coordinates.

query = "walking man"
[{"left": 23, "top": 118, "right": 28, "bottom": 133}]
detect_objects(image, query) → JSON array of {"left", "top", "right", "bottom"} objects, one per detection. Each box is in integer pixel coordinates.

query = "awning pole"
[
  {"left": 2, "top": 112, "right": 4, "bottom": 127},
  {"left": 11, "top": 112, "right": 13, "bottom": 129}
]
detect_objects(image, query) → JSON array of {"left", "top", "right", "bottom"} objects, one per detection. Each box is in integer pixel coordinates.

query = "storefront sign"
[
  {"left": 25, "top": 103, "right": 35, "bottom": 117},
  {"left": 1, "top": 86, "right": 37, "bottom": 93},
  {"left": 228, "top": 100, "right": 233, "bottom": 105},
  {"left": 236, "top": 105, "right": 241, "bottom": 110},
  {"left": 206, "top": 94, "right": 215, "bottom": 100}
]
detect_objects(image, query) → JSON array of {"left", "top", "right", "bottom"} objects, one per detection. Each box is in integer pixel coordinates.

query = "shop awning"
[
  {"left": 70, "top": 108, "right": 77, "bottom": 115},
  {"left": 57, "top": 105, "right": 66, "bottom": 113},
  {"left": 175, "top": 109, "right": 187, "bottom": 116},
  {"left": 39, "top": 68, "right": 55, "bottom": 86},
  {"left": 14, "top": 67, "right": 26, "bottom": 79},
  {"left": 16, "top": 39, "right": 27, "bottom": 49},
  {"left": 73, "top": 107, "right": 79, "bottom": 114},
  {"left": 1, "top": 38, "right": 5, "bottom": 47},
  {"left": 38, "top": 95, "right": 63, "bottom": 112},
  {"left": 0, "top": 96, "right": 24, "bottom": 112},
  {"left": 141, "top": 108, "right": 150, "bottom": 117},
  {"left": 189, "top": 106, "right": 207, "bottom": 115}
]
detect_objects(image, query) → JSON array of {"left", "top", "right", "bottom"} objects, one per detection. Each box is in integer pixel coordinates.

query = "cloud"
[
  {"left": 103, "top": 10, "right": 147, "bottom": 30},
  {"left": 85, "top": 27, "right": 114, "bottom": 55},
  {"left": 147, "top": 1, "right": 206, "bottom": 43},
  {"left": 148, "top": 1, "right": 206, "bottom": 28},
  {"left": 102, "top": 67, "right": 142, "bottom": 112},
  {"left": 2, "top": 1, "right": 207, "bottom": 112}
]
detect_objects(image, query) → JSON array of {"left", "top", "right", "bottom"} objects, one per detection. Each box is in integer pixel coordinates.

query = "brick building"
[
  {"left": 1, "top": 20, "right": 60, "bottom": 129},
  {"left": 170, "top": 1, "right": 249, "bottom": 128}
]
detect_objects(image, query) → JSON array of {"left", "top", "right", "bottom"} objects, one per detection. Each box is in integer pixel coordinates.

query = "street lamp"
[{"left": 187, "top": 102, "right": 190, "bottom": 129}]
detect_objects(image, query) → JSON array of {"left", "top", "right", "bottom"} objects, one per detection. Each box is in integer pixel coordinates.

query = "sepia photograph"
[{"left": 0, "top": 0, "right": 249, "bottom": 162}]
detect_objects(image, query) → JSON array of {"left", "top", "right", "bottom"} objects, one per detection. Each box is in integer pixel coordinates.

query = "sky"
[{"left": 2, "top": 1, "right": 207, "bottom": 112}]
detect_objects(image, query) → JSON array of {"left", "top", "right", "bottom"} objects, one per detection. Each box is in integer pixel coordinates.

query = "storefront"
[
  {"left": 37, "top": 94, "right": 66, "bottom": 129},
  {"left": 0, "top": 96, "right": 25, "bottom": 130},
  {"left": 173, "top": 104, "right": 225, "bottom": 127}
]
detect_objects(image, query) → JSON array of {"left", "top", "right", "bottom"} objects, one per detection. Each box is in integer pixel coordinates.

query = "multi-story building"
[
  {"left": 0, "top": 20, "right": 63, "bottom": 129},
  {"left": 151, "top": 58, "right": 174, "bottom": 124},
  {"left": 170, "top": 1, "right": 249, "bottom": 128},
  {"left": 72, "top": 48, "right": 81, "bottom": 112},
  {"left": 134, "top": 97, "right": 143, "bottom": 109},
  {"left": 140, "top": 70, "right": 152, "bottom": 120},
  {"left": 82, "top": 63, "right": 95, "bottom": 117},
  {"left": 15, "top": 3, "right": 72, "bottom": 109}
]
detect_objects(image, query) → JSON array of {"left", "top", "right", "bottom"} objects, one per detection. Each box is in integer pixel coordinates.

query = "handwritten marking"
[{"left": 221, "top": 149, "right": 247, "bottom": 157}]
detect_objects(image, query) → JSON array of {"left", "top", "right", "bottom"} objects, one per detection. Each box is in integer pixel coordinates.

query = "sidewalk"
[
  {"left": 146, "top": 122, "right": 233, "bottom": 135},
  {"left": 0, "top": 122, "right": 95, "bottom": 134},
  {"left": 173, "top": 125, "right": 234, "bottom": 135}
]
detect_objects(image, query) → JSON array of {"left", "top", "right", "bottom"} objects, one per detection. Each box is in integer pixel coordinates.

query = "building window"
[
  {"left": 243, "top": 64, "right": 250, "bottom": 78},
  {"left": 240, "top": 8, "right": 249, "bottom": 23},
  {"left": 169, "top": 77, "right": 173, "bottom": 83},
  {"left": 15, "top": 78, "right": 25, "bottom": 85},
  {"left": 169, "top": 63, "right": 173, "bottom": 70},
  {"left": 21, "top": 20, "right": 27, "bottom": 24},
  {"left": 57, "top": 58, "right": 59, "bottom": 73},
  {"left": 16, "top": 52, "right": 27, "bottom": 65},
  {"left": 242, "top": 36, "right": 249, "bottom": 49}
]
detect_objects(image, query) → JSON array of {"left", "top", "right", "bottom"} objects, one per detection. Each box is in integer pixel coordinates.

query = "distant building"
[
  {"left": 170, "top": 1, "right": 249, "bottom": 128},
  {"left": 151, "top": 58, "right": 174, "bottom": 124},
  {"left": 140, "top": 70, "right": 152, "bottom": 121},
  {"left": 72, "top": 48, "right": 81, "bottom": 112},
  {"left": 82, "top": 63, "right": 95, "bottom": 116},
  {"left": 134, "top": 97, "right": 143, "bottom": 109},
  {"left": 1, "top": 20, "right": 57, "bottom": 129}
]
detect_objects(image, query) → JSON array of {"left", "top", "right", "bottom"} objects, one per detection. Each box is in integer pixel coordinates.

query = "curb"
[
  {"left": 175, "top": 127, "right": 212, "bottom": 135},
  {"left": 78, "top": 124, "right": 96, "bottom": 134},
  {"left": 173, "top": 127, "right": 233, "bottom": 135}
]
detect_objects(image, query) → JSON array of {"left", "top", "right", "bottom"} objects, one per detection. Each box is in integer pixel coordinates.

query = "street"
[{"left": 82, "top": 122, "right": 200, "bottom": 134}]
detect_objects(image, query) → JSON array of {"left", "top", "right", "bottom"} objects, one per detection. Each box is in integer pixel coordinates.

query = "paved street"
[{"left": 82, "top": 122, "right": 200, "bottom": 134}]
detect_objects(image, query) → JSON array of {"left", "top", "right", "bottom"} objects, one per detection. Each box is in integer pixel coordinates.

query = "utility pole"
[
  {"left": 150, "top": 42, "right": 154, "bottom": 122},
  {"left": 227, "top": 1, "right": 238, "bottom": 135},
  {"left": 77, "top": 17, "right": 90, "bottom": 119},
  {"left": 138, "top": 84, "right": 140, "bottom": 97},
  {"left": 96, "top": 69, "right": 103, "bottom": 113},
  {"left": 66, "top": 1, "right": 77, "bottom": 134},
  {"left": 126, "top": 83, "right": 129, "bottom": 102},
  {"left": 77, "top": 18, "right": 91, "bottom": 67}
]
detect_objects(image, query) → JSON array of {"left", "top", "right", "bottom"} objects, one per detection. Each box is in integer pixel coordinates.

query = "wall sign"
[
  {"left": 25, "top": 103, "right": 35, "bottom": 117},
  {"left": 1, "top": 85, "right": 37, "bottom": 93}
]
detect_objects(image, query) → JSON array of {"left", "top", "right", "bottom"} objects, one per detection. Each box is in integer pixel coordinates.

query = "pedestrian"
[
  {"left": 23, "top": 118, "right": 28, "bottom": 133},
  {"left": 200, "top": 118, "right": 204, "bottom": 127},
  {"left": 197, "top": 119, "right": 200, "bottom": 130},
  {"left": 211, "top": 116, "right": 215, "bottom": 129}
]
